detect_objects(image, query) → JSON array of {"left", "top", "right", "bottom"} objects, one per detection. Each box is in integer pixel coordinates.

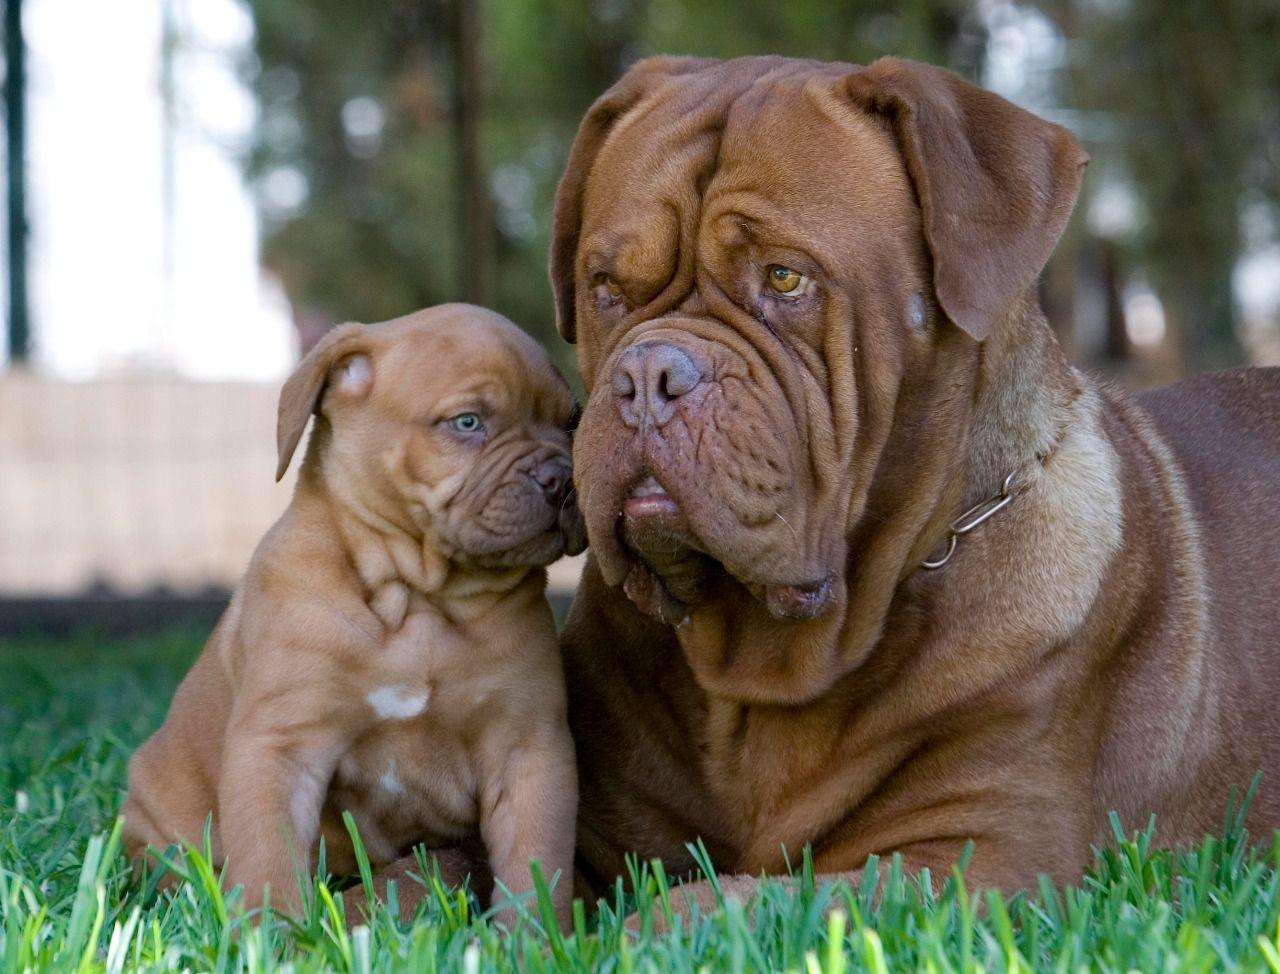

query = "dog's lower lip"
[
  {"left": 624, "top": 494, "right": 679, "bottom": 517},
  {"left": 624, "top": 476, "right": 678, "bottom": 517},
  {"left": 762, "top": 574, "right": 836, "bottom": 620}
]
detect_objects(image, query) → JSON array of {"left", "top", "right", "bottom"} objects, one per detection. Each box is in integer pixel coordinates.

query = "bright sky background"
[{"left": 3, "top": 0, "right": 294, "bottom": 381}]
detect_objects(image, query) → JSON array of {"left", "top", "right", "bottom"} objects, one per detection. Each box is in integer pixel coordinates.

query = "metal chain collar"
[{"left": 921, "top": 471, "right": 1018, "bottom": 570}]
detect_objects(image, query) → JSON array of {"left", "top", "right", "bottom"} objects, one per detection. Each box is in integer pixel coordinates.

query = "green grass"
[{"left": 3, "top": 629, "right": 1280, "bottom": 972}]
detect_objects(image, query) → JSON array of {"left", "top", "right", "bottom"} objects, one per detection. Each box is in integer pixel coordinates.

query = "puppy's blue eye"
[{"left": 449, "top": 412, "right": 484, "bottom": 434}]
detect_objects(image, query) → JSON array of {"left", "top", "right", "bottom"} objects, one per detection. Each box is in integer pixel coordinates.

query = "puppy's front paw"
[
  {"left": 623, "top": 875, "right": 761, "bottom": 934},
  {"left": 341, "top": 847, "right": 491, "bottom": 923}
]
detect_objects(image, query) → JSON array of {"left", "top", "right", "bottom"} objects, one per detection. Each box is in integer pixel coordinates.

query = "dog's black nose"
[
  {"left": 612, "top": 343, "right": 703, "bottom": 428},
  {"left": 531, "top": 457, "right": 571, "bottom": 504}
]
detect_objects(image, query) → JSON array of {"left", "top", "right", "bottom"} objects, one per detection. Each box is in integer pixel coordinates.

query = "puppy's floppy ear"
[
  {"left": 275, "top": 323, "right": 373, "bottom": 481},
  {"left": 845, "top": 57, "right": 1088, "bottom": 341},
  {"left": 549, "top": 56, "right": 713, "bottom": 343}
]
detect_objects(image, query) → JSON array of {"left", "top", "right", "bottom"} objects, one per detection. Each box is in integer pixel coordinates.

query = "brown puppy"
[
  {"left": 551, "top": 56, "right": 1280, "bottom": 915},
  {"left": 122, "top": 304, "right": 583, "bottom": 926}
]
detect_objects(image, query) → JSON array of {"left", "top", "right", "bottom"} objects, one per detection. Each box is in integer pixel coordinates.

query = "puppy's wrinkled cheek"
[
  {"left": 438, "top": 459, "right": 583, "bottom": 569},
  {"left": 472, "top": 482, "right": 556, "bottom": 546}
]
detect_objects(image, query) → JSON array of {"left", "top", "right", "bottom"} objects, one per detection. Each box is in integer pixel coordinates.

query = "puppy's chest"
[
  {"left": 328, "top": 607, "right": 512, "bottom": 852},
  {"left": 347, "top": 604, "right": 503, "bottom": 719},
  {"left": 363, "top": 603, "right": 473, "bottom": 684},
  {"left": 328, "top": 712, "right": 479, "bottom": 852}
]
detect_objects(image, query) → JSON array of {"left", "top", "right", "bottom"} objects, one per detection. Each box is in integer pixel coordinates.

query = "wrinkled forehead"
[
  {"left": 375, "top": 320, "right": 572, "bottom": 422},
  {"left": 710, "top": 77, "right": 913, "bottom": 232},
  {"left": 581, "top": 59, "right": 915, "bottom": 267}
]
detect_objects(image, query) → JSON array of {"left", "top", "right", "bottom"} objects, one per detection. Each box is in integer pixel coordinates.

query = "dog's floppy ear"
[
  {"left": 845, "top": 57, "right": 1088, "bottom": 341},
  {"left": 275, "top": 323, "right": 372, "bottom": 481},
  {"left": 549, "top": 57, "right": 712, "bottom": 343}
]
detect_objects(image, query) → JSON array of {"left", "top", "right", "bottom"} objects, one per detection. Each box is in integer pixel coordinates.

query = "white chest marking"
[
  {"left": 380, "top": 762, "right": 404, "bottom": 796},
  {"left": 366, "top": 685, "right": 430, "bottom": 720}
]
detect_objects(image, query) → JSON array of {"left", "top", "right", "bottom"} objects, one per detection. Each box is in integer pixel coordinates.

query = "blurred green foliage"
[
  {"left": 240, "top": 0, "right": 1280, "bottom": 373},
  {"left": 1049, "top": 0, "right": 1280, "bottom": 369},
  {"left": 240, "top": 0, "right": 981, "bottom": 369}
]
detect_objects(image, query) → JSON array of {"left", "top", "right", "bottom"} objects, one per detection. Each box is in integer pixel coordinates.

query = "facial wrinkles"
[
  {"left": 691, "top": 209, "right": 822, "bottom": 507},
  {"left": 585, "top": 65, "right": 826, "bottom": 364},
  {"left": 695, "top": 274, "right": 807, "bottom": 446},
  {"left": 592, "top": 87, "right": 826, "bottom": 551},
  {"left": 583, "top": 73, "right": 765, "bottom": 372},
  {"left": 574, "top": 64, "right": 906, "bottom": 596},
  {"left": 716, "top": 133, "right": 844, "bottom": 494},
  {"left": 694, "top": 103, "right": 851, "bottom": 495},
  {"left": 734, "top": 93, "right": 920, "bottom": 521},
  {"left": 453, "top": 432, "right": 540, "bottom": 520},
  {"left": 606, "top": 201, "right": 804, "bottom": 418},
  {"left": 404, "top": 446, "right": 467, "bottom": 530}
]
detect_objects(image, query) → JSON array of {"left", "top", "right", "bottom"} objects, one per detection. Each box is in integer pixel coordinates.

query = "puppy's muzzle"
[
  {"left": 530, "top": 456, "right": 572, "bottom": 507},
  {"left": 532, "top": 456, "right": 587, "bottom": 556}
]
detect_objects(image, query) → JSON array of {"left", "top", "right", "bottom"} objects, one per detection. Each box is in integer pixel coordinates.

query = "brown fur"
[
  {"left": 122, "top": 304, "right": 583, "bottom": 926},
  {"left": 550, "top": 55, "right": 1280, "bottom": 917}
]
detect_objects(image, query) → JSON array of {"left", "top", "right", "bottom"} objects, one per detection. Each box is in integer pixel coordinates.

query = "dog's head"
[
  {"left": 276, "top": 303, "right": 586, "bottom": 570},
  {"left": 552, "top": 56, "right": 1086, "bottom": 633}
]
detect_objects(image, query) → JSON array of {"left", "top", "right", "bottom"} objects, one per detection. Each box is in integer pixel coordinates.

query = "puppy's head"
[{"left": 276, "top": 303, "right": 586, "bottom": 570}]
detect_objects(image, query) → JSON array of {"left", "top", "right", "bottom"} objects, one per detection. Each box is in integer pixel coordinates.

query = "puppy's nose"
[
  {"left": 530, "top": 457, "right": 571, "bottom": 504},
  {"left": 612, "top": 343, "right": 703, "bottom": 428}
]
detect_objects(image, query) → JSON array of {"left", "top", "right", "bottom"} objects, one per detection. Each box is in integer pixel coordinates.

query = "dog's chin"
[{"left": 614, "top": 477, "right": 838, "bottom": 624}]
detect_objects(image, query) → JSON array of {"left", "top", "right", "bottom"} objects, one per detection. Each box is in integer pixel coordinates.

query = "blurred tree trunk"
[
  {"left": 1099, "top": 239, "right": 1129, "bottom": 363},
  {"left": 1048, "top": 0, "right": 1266, "bottom": 374},
  {"left": 447, "top": 0, "right": 494, "bottom": 306},
  {"left": 1158, "top": 259, "right": 1238, "bottom": 373},
  {"left": 5, "top": 0, "right": 30, "bottom": 363},
  {"left": 1041, "top": 237, "right": 1079, "bottom": 357}
]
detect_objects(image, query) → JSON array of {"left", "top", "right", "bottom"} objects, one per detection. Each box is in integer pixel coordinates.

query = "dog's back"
[
  {"left": 1136, "top": 367, "right": 1280, "bottom": 482},
  {"left": 1132, "top": 367, "right": 1280, "bottom": 831},
  {"left": 1136, "top": 368, "right": 1280, "bottom": 642}
]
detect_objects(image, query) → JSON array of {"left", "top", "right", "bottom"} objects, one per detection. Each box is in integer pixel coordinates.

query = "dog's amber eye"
[
  {"left": 594, "top": 274, "right": 624, "bottom": 300},
  {"left": 766, "top": 265, "right": 805, "bottom": 295},
  {"left": 448, "top": 412, "right": 484, "bottom": 434}
]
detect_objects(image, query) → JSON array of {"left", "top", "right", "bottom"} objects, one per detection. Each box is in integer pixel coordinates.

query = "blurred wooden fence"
[
  {"left": 0, "top": 372, "right": 293, "bottom": 595},
  {"left": 0, "top": 372, "right": 584, "bottom": 600}
]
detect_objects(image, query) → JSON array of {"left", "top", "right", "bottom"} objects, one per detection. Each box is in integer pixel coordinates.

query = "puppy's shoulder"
[
  {"left": 224, "top": 503, "right": 382, "bottom": 675},
  {"left": 248, "top": 500, "right": 363, "bottom": 596}
]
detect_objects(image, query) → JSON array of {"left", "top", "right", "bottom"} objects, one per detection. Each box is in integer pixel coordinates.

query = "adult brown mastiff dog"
[{"left": 551, "top": 55, "right": 1280, "bottom": 912}]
